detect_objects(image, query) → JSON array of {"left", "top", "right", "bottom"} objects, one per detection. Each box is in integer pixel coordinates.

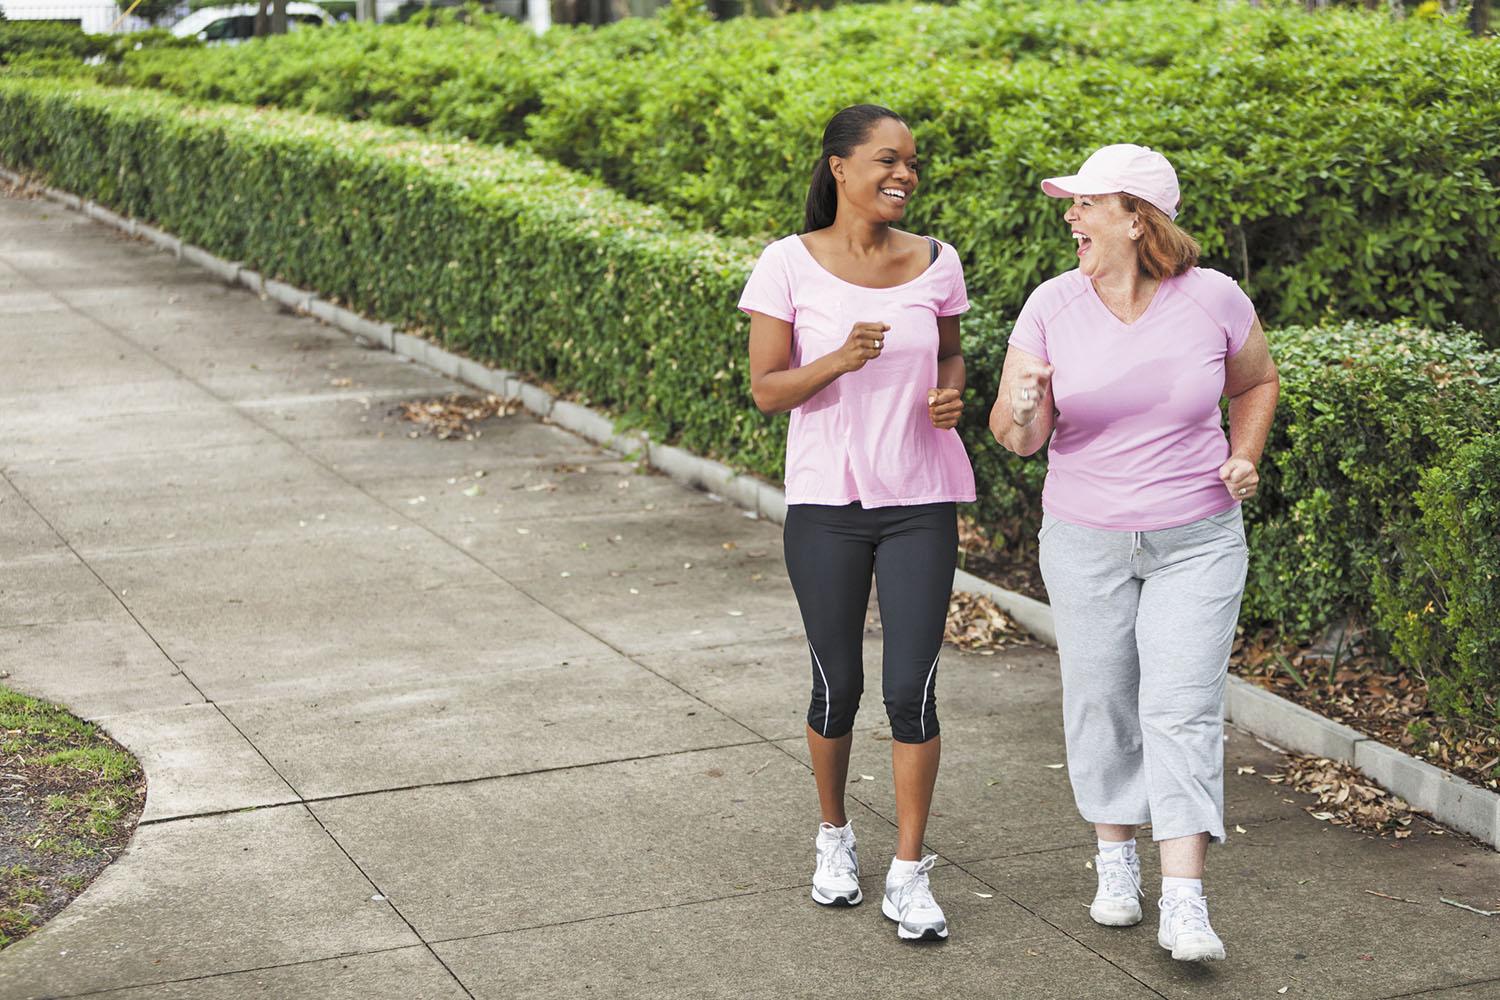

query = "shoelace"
[
  {"left": 892, "top": 854, "right": 939, "bottom": 913},
  {"left": 816, "top": 833, "right": 857, "bottom": 879},
  {"left": 1097, "top": 851, "right": 1141, "bottom": 899},
  {"left": 1163, "top": 892, "right": 1212, "bottom": 935}
]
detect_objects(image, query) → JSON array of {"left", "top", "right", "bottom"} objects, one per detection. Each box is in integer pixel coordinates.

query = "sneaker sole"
[
  {"left": 811, "top": 886, "right": 862, "bottom": 907},
  {"left": 881, "top": 896, "right": 948, "bottom": 941},
  {"left": 1090, "top": 900, "right": 1143, "bottom": 927},
  {"left": 1158, "top": 930, "right": 1226, "bottom": 962}
]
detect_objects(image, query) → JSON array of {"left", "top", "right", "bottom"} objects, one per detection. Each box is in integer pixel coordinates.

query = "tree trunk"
[
  {"left": 254, "top": 0, "right": 269, "bottom": 35},
  {"left": 1472, "top": 0, "right": 1493, "bottom": 36},
  {"left": 271, "top": 0, "right": 287, "bottom": 34}
]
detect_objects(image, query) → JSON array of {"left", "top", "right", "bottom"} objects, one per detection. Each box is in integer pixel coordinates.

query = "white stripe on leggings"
[
  {"left": 920, "top": 651, "right": 940, "bottom": 741},
  {"left": 809, "top": 641, "right": 832, "bottom": 737}
]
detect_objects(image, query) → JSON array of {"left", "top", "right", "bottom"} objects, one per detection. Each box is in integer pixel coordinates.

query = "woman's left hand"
[
  {"left": 1219, "top": 456, "right": 1259, "bottom": 500},
  {"left": 928, "top": 387, "right": 963, "bottom": 430}
]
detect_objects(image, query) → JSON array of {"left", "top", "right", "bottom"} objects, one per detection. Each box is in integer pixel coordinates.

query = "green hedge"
[
  {"left": 1248, "top": 323, "right": 1500, "bottom": 639},
  {"left": 0, "top": 78, "right": 777, "bottom": 473},
  {"left": 100, "top": 1, "right": 1500, "bottom": 344},
  {"left": 1377, "top": 429, "right": 1500, "bottom": 725},
  {"left": 0, "top": 23, "right": 194, "bottom": 72},
  {"left": 1, "top": 77, "right": 1495, "bottom": 725},
  {"left": 0, "top": 20, "right": 103, "bottom": 65}
]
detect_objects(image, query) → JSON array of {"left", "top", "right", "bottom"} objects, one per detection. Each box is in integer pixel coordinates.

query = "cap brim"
[{"left": 1040, "top": 175, "right": 1118, "bottom": 199}]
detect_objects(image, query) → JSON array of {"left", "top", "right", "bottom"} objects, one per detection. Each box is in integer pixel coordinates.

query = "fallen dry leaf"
[
  {"left": 393, "top": 394, "right": 519, "bottom": 440},
  {"left": 944, "top": 591, "right": 1031, "bottom": 652},
  {"left": 1267, "top": 754, "right": 1425, "bottom": 838},
  {"left": 1232, "top": 628, "right": 1499, "bottom": 793}
]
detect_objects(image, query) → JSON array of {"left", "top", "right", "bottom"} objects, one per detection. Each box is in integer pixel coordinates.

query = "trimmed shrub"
[
  {"left": 0, "top": 78, "right": 777, "bottom": 474},
  {"left": 2, "top": 78, "right": 1495, "bottom": 727},
  {"left": 1376, "top": 431, "right": 1500, "bottom": 724},
  {"left": 1249, "top": 323, "right": 1500, "bottom": 641},
  {"left": 0, "top": 21, "right": 103, "bottom": 65},
  {"left": 101, "top": 2, "right": 1500, "bottom": 344}
]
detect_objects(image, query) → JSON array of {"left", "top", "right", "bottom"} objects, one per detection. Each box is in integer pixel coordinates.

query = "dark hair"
[{"left": 803, "top": 104, "right": 907, "bottom": 233}]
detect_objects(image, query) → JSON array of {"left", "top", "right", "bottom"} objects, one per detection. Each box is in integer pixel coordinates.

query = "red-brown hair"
[{"left": 1120, "top": 195, "right": 1200, "bottom": 279}]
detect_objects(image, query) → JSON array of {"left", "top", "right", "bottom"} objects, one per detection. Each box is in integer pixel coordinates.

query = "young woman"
[
  {"left": 991, "top": 144, "right": 1280, "bottom": 963},
  {"left": 739, "top": 104, "right": 975, "bottom": 942}
]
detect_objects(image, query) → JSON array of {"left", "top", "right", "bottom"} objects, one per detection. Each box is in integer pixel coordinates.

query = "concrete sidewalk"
[{"left": 0, "top": 189, "right": 1496, "bottom": 1000}]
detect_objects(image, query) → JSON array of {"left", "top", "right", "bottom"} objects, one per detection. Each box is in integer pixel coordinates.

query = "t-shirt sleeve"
[
  {"left": 1005, "top": 287, "right": 1050, "bottom": 363},
  {"left": 737, "top": 241, "right": 794, "bottom": 323},
  {"left": 937, "top": 245, "right": 970, "bottom": 317},
  {"left": 1202, "top": 269, "right": 1257, "bottom": 356}
]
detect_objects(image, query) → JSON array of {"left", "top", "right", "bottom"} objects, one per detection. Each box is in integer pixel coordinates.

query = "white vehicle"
[{"left": 169, "top": 2, "right": 333, "bottom": 42}]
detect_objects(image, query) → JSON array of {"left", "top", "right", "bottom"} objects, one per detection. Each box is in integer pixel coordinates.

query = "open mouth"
[
  {"left": 1073, "top": 231, "right": 1092, "bottom": 258},
  {"left": 881, "top": 187, "right": 909, "bottom": 206}
]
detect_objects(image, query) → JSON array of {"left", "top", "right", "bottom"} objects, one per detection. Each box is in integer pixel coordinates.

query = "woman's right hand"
[
  {"left": 836, "top": 321, "right": 890, "bottom": 374},
  {"left": 1010, "top": 363, "right": 1055, "bottom": 426}
]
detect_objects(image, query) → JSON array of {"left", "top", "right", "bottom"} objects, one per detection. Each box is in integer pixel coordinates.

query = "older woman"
[{"left": 990, "top": 144, "right": 1279, "bottom": 963}]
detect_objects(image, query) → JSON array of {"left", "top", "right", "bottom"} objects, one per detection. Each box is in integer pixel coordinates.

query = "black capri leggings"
[{"left": 782, "top": 502, "right": 957, "bottom": 745}]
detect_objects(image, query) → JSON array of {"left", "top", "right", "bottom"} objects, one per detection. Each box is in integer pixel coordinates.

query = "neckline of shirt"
[
  {"left": 1080, "top": 268, "right": 1173, "bottom": 329},
  {"left": 790, "top": 234, "right": 943, "bottom": 292}
]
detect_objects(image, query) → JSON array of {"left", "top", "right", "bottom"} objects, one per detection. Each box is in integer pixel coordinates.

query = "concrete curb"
[{"left": 8, "top": 162, "right": 1495, "bottom": 853}]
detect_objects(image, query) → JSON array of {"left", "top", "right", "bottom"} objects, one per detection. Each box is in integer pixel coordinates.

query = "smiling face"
[
  {"left": 1064, "top": 193, "right": 1141, "bottom": 278},
  {"left": 830, "top": 117, "right": 919, "bottom": 224}
]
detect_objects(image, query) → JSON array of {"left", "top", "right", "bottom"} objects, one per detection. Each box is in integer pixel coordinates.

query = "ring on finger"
[{"left": 1238, "top": 487, "right": 1248, "bottom": 496}]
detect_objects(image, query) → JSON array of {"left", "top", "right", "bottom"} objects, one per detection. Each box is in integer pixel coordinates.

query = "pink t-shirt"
[
  {"left": 1006, "top": 267, "right": 1256, "bottom": 531},
  {"left": 738, "top": 235, "right": 977, "bottom": 508}
]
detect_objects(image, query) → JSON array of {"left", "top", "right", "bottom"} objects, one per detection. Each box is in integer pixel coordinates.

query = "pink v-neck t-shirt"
[
  {"left": 1006, "top": 267, "right": 1256, "bottom": 531},
  {"left": 738, "top": 235, "right": 976, "bottom": 508}
]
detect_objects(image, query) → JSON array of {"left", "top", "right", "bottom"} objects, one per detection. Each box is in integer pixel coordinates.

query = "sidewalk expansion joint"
[
  {"left": 135, "top": 738, "right": 774, "bottom": 828},
  {"left": 0, "top": 468, "right": 304, "bottom": 810},
  {"left": 294, "top": 801, "right": 478, "bottom": 1000},
  {"left": 942, "top": 856, "right": 1173, "bottom": 1000},
  {"left": 953, "top": 839, "right": 1103, "bottom": 868},
  {"left": 423, "top": 876, "right": 874, "bottom": 947},
  {"left": 1375, "top": 975, "right": 1500, "bottom": 1000},
  {"left": 35, "top": 943, "right": 432, "bottom": 1000}
]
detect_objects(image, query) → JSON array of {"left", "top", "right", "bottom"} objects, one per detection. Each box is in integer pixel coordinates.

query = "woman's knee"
[
  {"left": 882, "top": 666, "right": 940, "bottom": 743},
  {"left": 808, "top": 671, "right": 863, "bottom": 739}
]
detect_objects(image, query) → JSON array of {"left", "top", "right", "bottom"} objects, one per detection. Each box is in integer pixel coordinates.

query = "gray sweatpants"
[{"left": 1038, "top": 506, "right": 1249, "bottom": 844}]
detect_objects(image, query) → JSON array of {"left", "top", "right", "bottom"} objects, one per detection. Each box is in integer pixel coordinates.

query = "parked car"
[{"left": 170, "top": 2, "right": 332, "bottom": 43}]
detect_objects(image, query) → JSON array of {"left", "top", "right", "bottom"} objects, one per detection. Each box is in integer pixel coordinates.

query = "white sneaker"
[
  {"left": 810, "top": 822, "right": 862, "bottom": 906},
  {"left": 1157, "top": 890, "right": 1226, "bottom": 962},
  {"left": 1089, "top": 850, "right": 1143, "bottom": 927},
  {"left": 881, "top": 855, "right": 948, "bottom": 941}
]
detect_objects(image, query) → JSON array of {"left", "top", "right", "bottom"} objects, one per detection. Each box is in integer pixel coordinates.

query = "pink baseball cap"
[{"left": 1040, "top": 144, "right": 1181, "bottom": 220}]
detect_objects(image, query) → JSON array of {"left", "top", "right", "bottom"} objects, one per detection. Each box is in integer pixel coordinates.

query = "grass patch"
[{"left": 0, "top": 686, "right": 144, "bottom": 951}]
